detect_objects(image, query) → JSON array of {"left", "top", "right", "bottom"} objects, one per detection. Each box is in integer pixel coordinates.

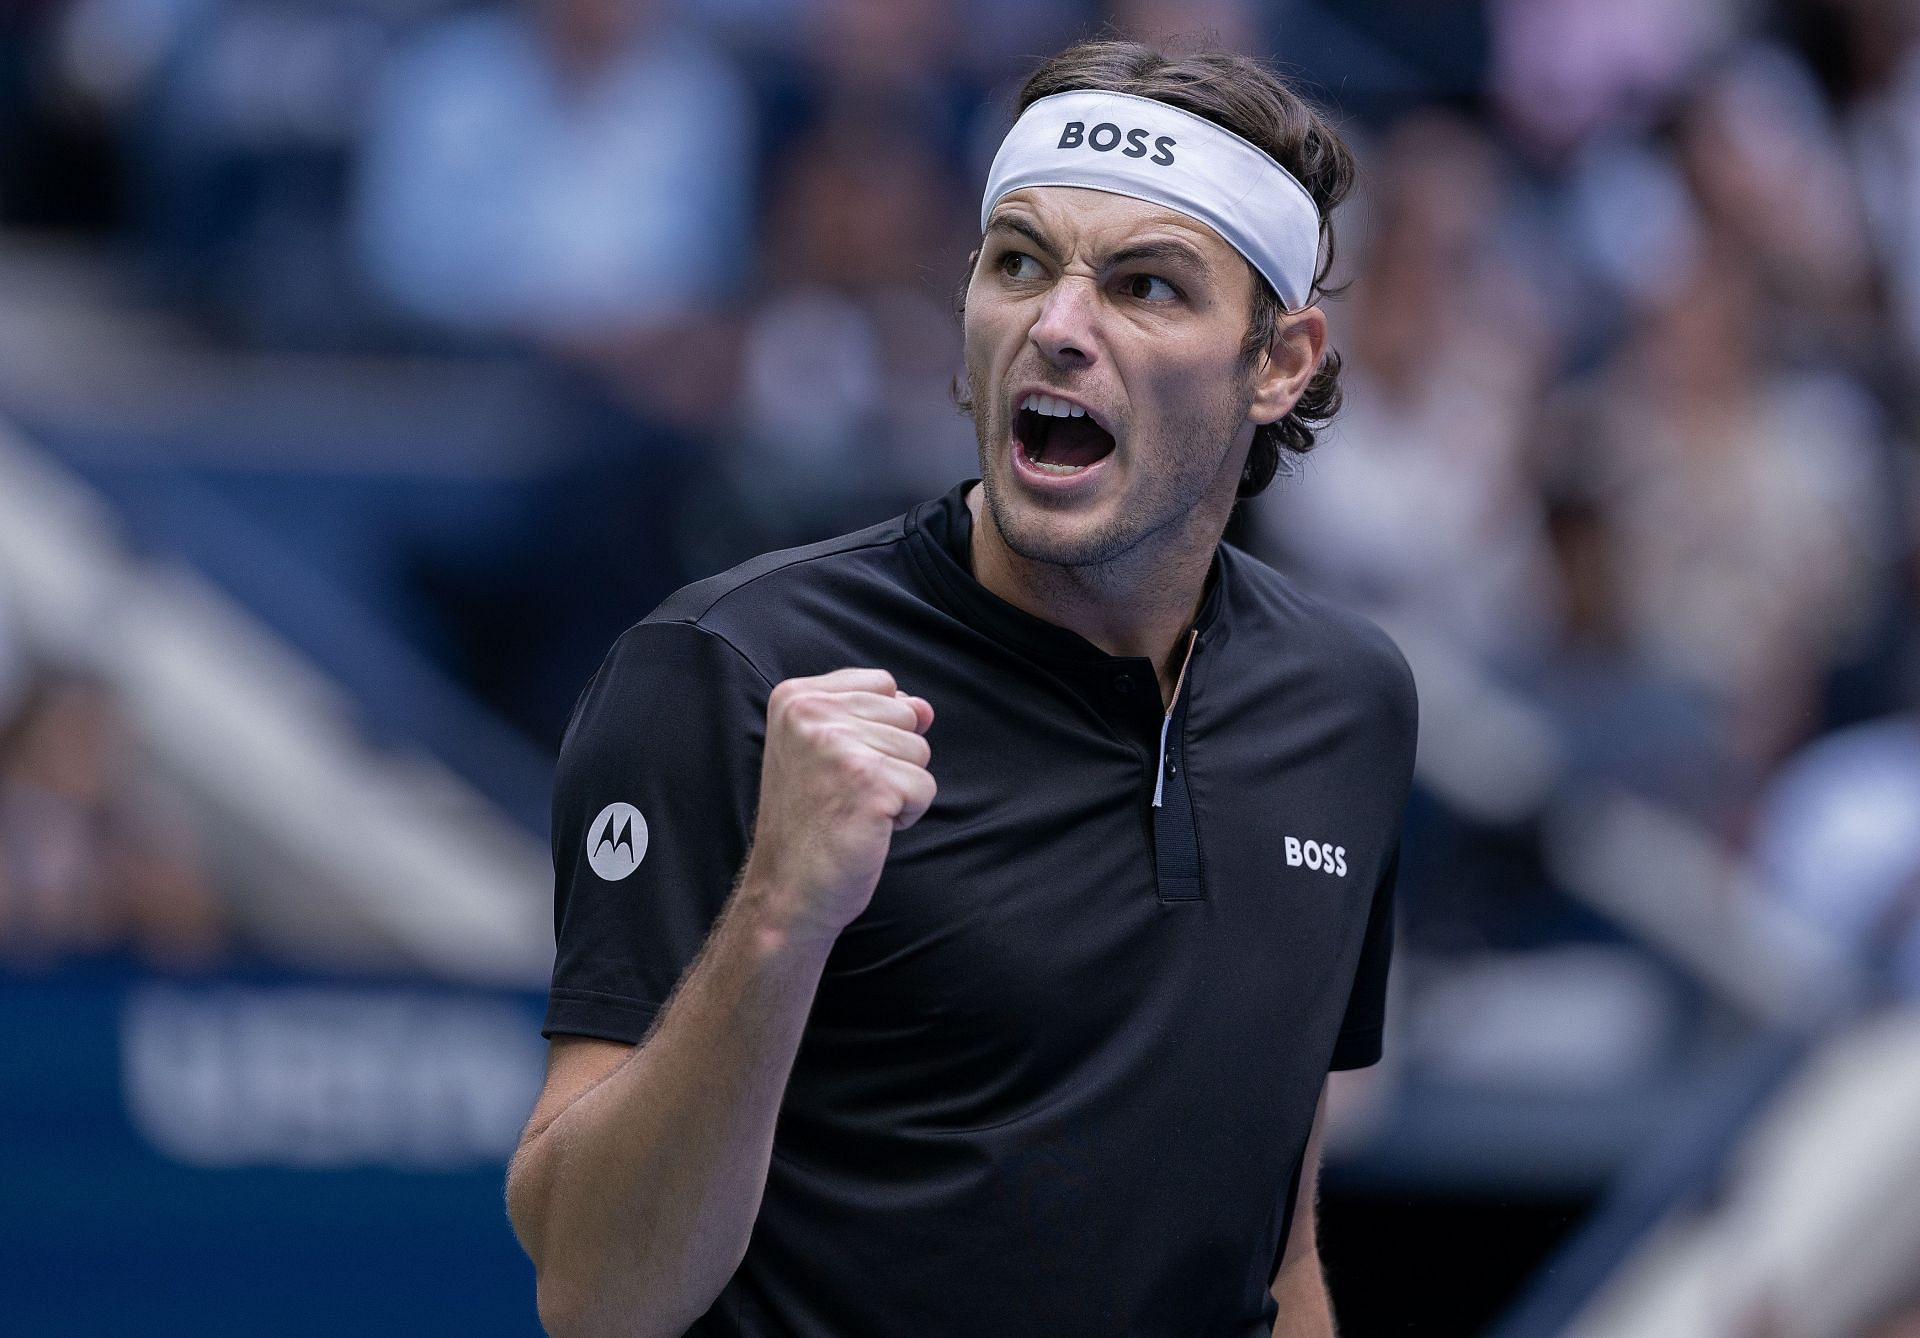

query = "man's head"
[{"left": 960, "top": 39, "right": 1353, "bottom": 572}]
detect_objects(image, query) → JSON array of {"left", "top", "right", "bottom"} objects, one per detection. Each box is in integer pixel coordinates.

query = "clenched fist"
[{"left": 741, "top": 668, "right": 936, "bottom": 946}]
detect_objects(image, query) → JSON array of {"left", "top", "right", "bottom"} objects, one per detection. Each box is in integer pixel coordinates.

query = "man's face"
[{"left": 962, "top": 186, "right": 1268, "bottom": 571}]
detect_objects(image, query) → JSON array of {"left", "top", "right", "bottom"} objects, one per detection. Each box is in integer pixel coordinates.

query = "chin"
[{"left": 978, "top": 464, "right": 1142, "bottom": 570}]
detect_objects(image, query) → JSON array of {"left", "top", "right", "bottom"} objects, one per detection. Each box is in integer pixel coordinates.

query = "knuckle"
[
  {"left": 839, "top": 747, "right": 880, "bottom": 782},
  {"left": 788, "top": 691, "right": 833, "bottom": 725}
]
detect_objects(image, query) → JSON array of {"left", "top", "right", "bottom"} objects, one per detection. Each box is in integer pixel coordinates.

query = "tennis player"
[{"left": 508, "top": 38, "right": 1416, "bottom": 1338}]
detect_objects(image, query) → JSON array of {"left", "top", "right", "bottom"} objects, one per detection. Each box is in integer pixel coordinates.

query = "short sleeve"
[
  {"left": 1328, "top": 840, "right": 1397, "bottom": 1071},
  {"left": 543, "top": 620, "right": 771, "bottom": 1043}
]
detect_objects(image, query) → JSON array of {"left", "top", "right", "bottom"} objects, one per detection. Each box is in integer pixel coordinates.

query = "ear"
[
  {"left": 957, "top": 246, "right": 984, "bottom": 318},
  {"left": 1247, "top": 305, "right": 1328, "bottom": 427}
]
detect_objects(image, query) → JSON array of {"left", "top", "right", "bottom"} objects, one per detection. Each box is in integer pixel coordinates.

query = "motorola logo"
[{"left": 587, "top": 803, "right": 648, "bottom": 881}]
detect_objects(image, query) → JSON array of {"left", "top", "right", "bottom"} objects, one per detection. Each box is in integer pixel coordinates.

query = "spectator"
[
  {"left": 713, "top": 108, "right": 974, "bottom": 553},
  {"left": 766, "top": 0, "right": 980, "bottom": 167},
  {"left": 1564, "top": 255, "right": 1889, "bottom": 775},
  {"left": 1750, "top": 707, "right": 1920, "bottom": 995},
  {"left": 1748, "top": 479, "right": 1920, "bottom": 995},
  {"left": 1670, "top": 44, "right": 1879, "bottom": 370},
  {"left": 1489, "top": 0, "right": 1736, "bottom": 162},
  {"left": 1252, "top": 112, "right": 1558, "bottom": 665},
  {"left": 0, "top": 668, "right": 226, "bottom": 973},
  {"left": 1815, "top": 0, "right": 1920, "bottom": 374},
  {"left": 1498, "top": 437, "right": 1735, "bottom": 824},
  {"left": 56, "top": 0, "right": 389, "bottom": 341},
  {"left": 352, "top": 0, "right": 754, "bottom": 342}
]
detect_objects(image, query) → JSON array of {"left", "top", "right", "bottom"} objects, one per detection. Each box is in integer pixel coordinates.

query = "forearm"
[
  {"left": 1270, "top": 1251, "right": 1337, "bottom": 1338},
  {"left": 509, "top": 877, "right": 835, "bottom": 1338}
]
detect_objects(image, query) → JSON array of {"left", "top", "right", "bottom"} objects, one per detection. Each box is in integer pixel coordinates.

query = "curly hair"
[{"left": 968, "top": 39, "right": 1356, "bottom": 498}]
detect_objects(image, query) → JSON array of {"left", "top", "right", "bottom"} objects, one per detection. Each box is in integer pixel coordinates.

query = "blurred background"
[{"left": 3, "top": 0, "right": 1920, "bottom": 1333}]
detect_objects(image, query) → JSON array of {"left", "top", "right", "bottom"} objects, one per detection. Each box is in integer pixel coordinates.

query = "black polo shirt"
[{"left": 545, "top": 479, "right": 1417, "bottom": 1337}]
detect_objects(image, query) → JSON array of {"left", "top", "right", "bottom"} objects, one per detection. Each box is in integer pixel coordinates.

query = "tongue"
[{"left": 1035, "top": 415, "right": 1115, "bottom": 467}]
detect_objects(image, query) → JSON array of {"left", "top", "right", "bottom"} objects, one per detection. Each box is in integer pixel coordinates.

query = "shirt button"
[{"left": 1113, "top": 675, "right": 1134, "bottom": 693}]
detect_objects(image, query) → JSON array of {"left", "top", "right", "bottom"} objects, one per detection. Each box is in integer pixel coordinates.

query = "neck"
[{"left": 965, "top": 484, "right": 1220, "bottom": 702}]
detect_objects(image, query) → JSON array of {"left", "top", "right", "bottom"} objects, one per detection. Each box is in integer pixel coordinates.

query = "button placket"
[{"left": 1150, "top": 632, "right": 1204, "bottom": 902}]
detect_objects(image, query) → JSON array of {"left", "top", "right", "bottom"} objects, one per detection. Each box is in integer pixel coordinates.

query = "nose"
[{"left": 1028, "top": 276, "right": 1100, "bottom": 369}]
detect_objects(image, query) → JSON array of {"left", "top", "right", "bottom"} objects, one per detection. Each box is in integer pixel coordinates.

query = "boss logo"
[
  {"left": 1057, "top": 121, "right": 1177, "bottom": 166},
  {"left": 1284, "top": 836, "right": 1347, "bottom": 878}
]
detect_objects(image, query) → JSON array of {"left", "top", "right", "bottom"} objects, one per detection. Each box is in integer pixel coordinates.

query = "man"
[
  {"left": 506, "top": 39, "right": 1417, "bottom": 1338},
  {"left": 354, "top": 0, "right": 752, "bottom": 338}
]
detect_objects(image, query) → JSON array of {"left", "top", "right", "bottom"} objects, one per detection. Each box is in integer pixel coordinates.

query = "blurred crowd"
[
  {"left": 1249, "top": 0, "right": 1920, "bottom": 1004},
  {"left": 0, "top": 0, "right": 1915, "bottom": 1011}
]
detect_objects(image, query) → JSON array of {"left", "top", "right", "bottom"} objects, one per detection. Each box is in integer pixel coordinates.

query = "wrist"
[{"left": 732, "top": 871, "right": 843, "bottom": 962}]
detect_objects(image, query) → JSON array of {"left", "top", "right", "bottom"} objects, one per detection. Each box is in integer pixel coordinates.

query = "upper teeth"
[{"left": 1022, "top": 394, "right": 1087, "bottom": 419}]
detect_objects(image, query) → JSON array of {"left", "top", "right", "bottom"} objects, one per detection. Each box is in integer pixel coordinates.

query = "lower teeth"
[{"left": 1028, "top": 456, "right": 1086, "bottom": 475}]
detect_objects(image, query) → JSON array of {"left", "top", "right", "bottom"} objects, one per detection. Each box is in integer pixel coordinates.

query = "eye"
[
  {"left": 998, "top": 251, "right": 1043, "bottom": 280},
  {"left": 1122, "top": 273, "right": 1178, "bottom": 302}
]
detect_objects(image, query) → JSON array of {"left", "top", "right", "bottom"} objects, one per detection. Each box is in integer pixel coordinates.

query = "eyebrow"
[
  {"left": 1108, "top": 238, "right": 1209, "bottom": 272},
  {"left": 985, "top": 215, "right": 1062, "bottom": 264},
  {"left": 984, "top": 215, "right": 1210, "bottom": 275}
]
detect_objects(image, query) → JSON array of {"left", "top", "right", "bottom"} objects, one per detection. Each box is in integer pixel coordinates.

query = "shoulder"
[
  {"left": 555, "top": 617, "right": 772, "bottom": 772},
  {"left": 629, "top": 511, "right": 918, "bottom": 680},
  {"left": 1220, "top": 543, "right": 1418, "bottom": 738},
  {"left": 554, "top": 507, "right": 927, "bottom": 782}
]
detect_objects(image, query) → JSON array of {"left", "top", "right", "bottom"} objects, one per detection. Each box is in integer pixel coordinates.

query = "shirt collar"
[{"left": 904, "top": 479, "right": 1229, "bottom": 676}]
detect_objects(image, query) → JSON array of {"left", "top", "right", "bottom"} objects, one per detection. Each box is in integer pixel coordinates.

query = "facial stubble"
[{"left": 965, "top": 355, "right": 1257, "bottom": 575}]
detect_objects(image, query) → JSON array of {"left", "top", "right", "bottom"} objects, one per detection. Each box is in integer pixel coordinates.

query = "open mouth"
[{"left": 1013, "top": 393, "right": 1117, "bottom": 476}]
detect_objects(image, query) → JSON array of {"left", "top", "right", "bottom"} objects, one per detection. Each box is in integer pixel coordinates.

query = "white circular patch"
[{"left": 586, "top": 802, "right": 648, "bottom": 881}]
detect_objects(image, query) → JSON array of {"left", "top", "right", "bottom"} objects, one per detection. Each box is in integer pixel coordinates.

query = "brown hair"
[{"left": 969, "top": 38, "right": 1356, "bottom": 497}]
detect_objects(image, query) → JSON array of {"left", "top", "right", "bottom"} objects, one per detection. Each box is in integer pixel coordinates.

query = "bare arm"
[
  {"left": 506, "top": 670, "right": 936, "bottom": 1338},
  {"left": 507, "top": 885, "right": 837, "bottom": 1338},
  {"left": 1271, "top": 1080, "right": 1337, "bottom": 1338}
]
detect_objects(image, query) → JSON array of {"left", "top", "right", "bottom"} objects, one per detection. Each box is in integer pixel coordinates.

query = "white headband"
[{"left": 979, "top": 89, "right": 1322, "bottom": 309}]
